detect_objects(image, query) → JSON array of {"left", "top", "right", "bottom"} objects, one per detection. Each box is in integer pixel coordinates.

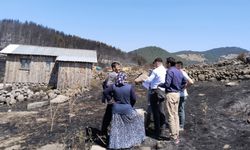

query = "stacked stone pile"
[
  {"left": 0, "top": 83, "right": 86, "bottom": 108},
  {"left": 93, "top": 66, "right": 147, "bottom": 82},
  {"left": 93, "top": 59, "right": 250, "bottom": 83},
  {"left": 186, "top": 59, "right": 250, "bottom": 81},
  {"left": 0, "top": 85, "right": 34, "bottom": 105}
]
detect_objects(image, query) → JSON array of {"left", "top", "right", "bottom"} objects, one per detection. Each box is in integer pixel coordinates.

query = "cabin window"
[
  {"left": 20, "top": 58, "right": 31, "bottom": 70},
  {"left": 46, "top": 61, "right": 52, "bottom": 71},
  {"left": 45, "top": 57, "right": 54, "bottom": 71}
]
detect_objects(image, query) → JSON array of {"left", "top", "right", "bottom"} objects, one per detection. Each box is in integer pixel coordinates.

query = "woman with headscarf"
[{"left": 103, "top": 72, "right": 146, "bottom": 149}]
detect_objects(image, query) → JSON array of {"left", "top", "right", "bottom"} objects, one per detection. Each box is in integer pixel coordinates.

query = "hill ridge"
[{"left": 130, "top": 46, "right": 249, "bottom": 64}]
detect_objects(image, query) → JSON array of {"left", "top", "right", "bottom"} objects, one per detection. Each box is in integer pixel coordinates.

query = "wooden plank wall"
[
  {"left": 0, "top": 56, "right": 6, "bottom": 82},
  {"left": 4, "top": 55, "right": 56, "bottom": 84},
  {"left": 57, "top": 62, "right": 93, "bottom": 89}
]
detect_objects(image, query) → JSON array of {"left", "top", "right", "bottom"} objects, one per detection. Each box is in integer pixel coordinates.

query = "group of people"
[
  {"left": 144, "top": 57, "right": 194, "bottom": 143},
  {"left": 101, "top": 62, "right": 145, "bottom": 149},
  {"left": 100, "top": 57, "right": 193, "bottom": 149}
]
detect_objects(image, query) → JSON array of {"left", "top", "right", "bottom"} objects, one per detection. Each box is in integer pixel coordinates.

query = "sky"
[{"left": 0, "top": 0, "right": 249, "bottom": 52}]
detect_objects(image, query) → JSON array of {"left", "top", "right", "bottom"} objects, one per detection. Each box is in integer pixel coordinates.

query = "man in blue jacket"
[{"left": 159, "top": 57, "right": 187, "bottom": 144}]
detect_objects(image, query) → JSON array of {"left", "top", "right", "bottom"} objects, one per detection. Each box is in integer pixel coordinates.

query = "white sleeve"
[
  {"left": 182, "top": 71, "right": 194, "bottom": 84},
  {"left": 144, "top": 70, "right": 156, "bottom": 84}
]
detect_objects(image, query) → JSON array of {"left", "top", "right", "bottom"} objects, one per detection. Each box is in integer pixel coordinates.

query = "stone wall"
[
  {"left": 0, "top": 82, "right": 84, "bottom": 106},
  {"left": 186, "top": 59, "right": 250, "bottom": 82}
]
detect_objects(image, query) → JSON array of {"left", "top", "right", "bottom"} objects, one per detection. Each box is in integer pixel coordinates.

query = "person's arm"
[
  {"left": 182, "top": 71, "right": 194, "bottom": 86},
  {"left": 181, "top": 75, "right": 188, "bottom": 89},
  {"left": 130, "top": 85, "right": 136, "bottom": 107},
  {"left": 103, "top": 84, "right": 114, "bottom": 102},
  {"left": 159, "top": 70, "right": 173, "bottom": 88},
  {"left": 165, "top": 70, "right": 174, "bottom": 88},
  {"left": 144, "top": 71, "right": 156, "bottom": 84},
  {"left": 102, "top": 73, "right": 110, "bottom": 89}
]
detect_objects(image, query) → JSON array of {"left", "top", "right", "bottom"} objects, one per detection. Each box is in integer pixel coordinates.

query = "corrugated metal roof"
[
  {"left": 56, "top": 55, "right": 96, "bottom": 63},
  {"left": 0, "top": 44, "right": 97, "bottom": 63}
]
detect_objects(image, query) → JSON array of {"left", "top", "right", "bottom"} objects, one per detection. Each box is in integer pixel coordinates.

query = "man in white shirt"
[
  {"left": 143, "top": 58, "right": 167, "bottom": 139},
  {"left": 176, "top": 61, "right": 194, "bottom": 131}
]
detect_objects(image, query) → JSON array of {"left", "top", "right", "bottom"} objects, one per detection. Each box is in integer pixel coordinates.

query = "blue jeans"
[{"left": 178, "top": 96, "right": 187, "bottom": 128}]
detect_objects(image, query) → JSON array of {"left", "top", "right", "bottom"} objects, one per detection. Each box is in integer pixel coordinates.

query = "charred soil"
[{"left": 0, "top": 80, "right": 250, "bottom": 150}]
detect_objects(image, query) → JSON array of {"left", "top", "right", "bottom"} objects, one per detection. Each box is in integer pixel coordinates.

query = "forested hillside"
[{"left": 0, "top": 19, "right": 144, "bottom": 65}]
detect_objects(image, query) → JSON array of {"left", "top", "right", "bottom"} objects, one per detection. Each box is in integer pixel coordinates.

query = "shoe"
[
  {"left": 156, "top": 141, "right": 164, "bottom": 149},
  {"left": 179, "top": 128, "right": 184, "bottom": 131},
  {"left": 152, "top": 135, "right": 163, "bottom": 140},
  {"left": 96, "top": 134, "right": 107, "bottom": 145},
  {"left": 174, "top": 138, "right": 180, "bottom": 144},
  {"left": 160, "top": 123, "right": 167, "bottom": 130}
]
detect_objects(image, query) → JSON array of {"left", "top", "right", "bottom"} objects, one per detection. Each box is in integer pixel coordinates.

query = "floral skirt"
[{"left": 109, "top": 109, "right": 146, "bottom": 149}]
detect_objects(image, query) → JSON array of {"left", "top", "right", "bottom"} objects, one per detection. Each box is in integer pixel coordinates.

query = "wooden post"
[
  {"left": 13, "top": 55, "right": 17, "bottom": 83},
  {"left": 57, "top": 62, "right": 61, "bottom": 89},
  {"left": 84, "top": 63, "right": 87, "bottom": 88},
  {"left": 3, "top": 58, "right": 8, "bottom": 88}
]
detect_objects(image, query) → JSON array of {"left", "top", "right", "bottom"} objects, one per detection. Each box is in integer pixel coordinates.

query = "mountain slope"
[
  {"left": 173, "top": 50, "right": 205, "bottom": 63},
  {"left": 129, "top": 46, "right": 182, "bottom": 63},
  {"left": 174, "top": 47, "right": 249, "bottom": 63},
  {"left": 203, "top": 47, "right": 249, "bottom": 62}
]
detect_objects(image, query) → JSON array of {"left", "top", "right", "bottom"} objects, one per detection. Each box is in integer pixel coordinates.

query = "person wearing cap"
[{"left": 103, "top": 72, "right": 145, "bottom": 149}]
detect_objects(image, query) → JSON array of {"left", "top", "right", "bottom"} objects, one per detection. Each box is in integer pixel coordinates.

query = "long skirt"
[{"left": 109, "top": 109, "right": 146, "bottom": 149}]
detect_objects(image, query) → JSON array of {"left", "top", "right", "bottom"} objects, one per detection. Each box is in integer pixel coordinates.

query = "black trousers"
[
  {"left": 101, "top": 104, "right": 113, "bottom": 135},
  {"left": 150, "top": 91, "right": 166, "bottom": 136}
]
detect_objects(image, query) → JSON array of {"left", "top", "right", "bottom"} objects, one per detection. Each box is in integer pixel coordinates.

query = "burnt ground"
[
  {"left": 182, "top": 80, "right": 250, "bottom": 150},
  {"left": 0, "top": 80, "right": 250, "bottom": 150}
]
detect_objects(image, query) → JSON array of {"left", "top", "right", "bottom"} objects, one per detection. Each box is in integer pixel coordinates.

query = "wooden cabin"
[{"left": 0, "top": 44, "right": 97, "bottom": 89}]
